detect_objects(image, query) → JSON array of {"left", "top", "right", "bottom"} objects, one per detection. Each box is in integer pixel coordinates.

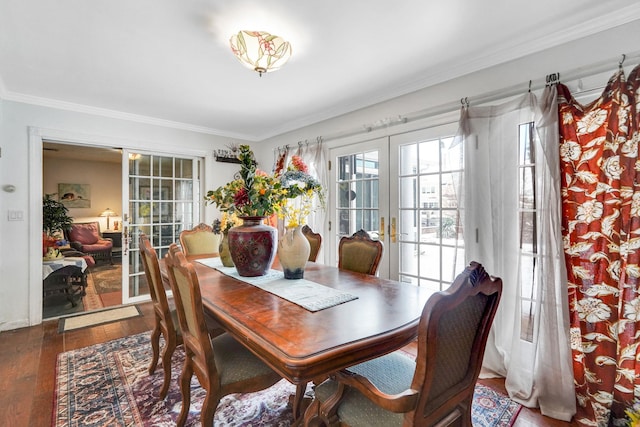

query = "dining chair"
[
  {"left": 338, "top": 229, "right": 383, "bottom": 275},
  {"left": 304, "top": 261, "right": 502, "bottom": 427},
  {"left": 165, "top": 243, "right": 282, "bottom": 427},
  {"left": 302, "top": 225, "right": 322, "bottom": 262},
  {"left": 179, "top": 223, "right": 221, "bottom": 257},
  {"left": 139, "top": 233, "right": 181, "bottom": 399}
]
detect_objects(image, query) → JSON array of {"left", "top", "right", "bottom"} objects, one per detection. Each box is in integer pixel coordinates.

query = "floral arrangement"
[
  {"left": 627, "top": 401, "right": 640, "bottom": 426},
  {"left": 205, "top": 145, "right": 286, "bottom": 217},
  {"left": 212, "top": 212, "right": 242, "bottom": 234},
  {"left": 278, "top": 155, "right": 325, "bottom": 228}
]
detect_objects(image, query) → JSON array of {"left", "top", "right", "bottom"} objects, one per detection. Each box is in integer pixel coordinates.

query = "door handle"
[
  {"left": 391, "top": 217, "right": 397, "bottom": 243},
  {"left": 379, "top": 217, "right": 385, "bottom": 242}
]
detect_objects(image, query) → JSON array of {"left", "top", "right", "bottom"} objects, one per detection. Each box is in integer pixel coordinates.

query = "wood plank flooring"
[{"left": 0, "top": 301, "right": 576, "bottom": 426}]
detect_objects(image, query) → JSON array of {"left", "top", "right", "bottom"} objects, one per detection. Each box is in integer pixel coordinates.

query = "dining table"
[{"left": 160, "top": 256, "right": 432, "bottom": 420}]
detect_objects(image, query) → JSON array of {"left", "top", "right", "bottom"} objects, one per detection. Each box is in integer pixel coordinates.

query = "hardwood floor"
[{"left": 0, "top": 302, "right": 576, "bottom": 426}]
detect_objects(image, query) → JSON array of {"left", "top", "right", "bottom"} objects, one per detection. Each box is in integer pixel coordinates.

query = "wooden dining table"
[{"left": 161, "top": 257, "right": 432, "bottom": 419}]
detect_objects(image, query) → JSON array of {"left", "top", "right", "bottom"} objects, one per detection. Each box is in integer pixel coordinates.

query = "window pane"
[
  {"left": 441, "top": 172, "right": 461, "bottom": 209},
  {"left": 363, "top": 151, "right": 379, "bottom": 178},
  {"left": 520, "top": 166, "right": 535, "bottom": 209},
  {"left": 175, "top": 158, "right": 193, "bottom": 179},
  {"left": 442, "top": 139, "right": 463, "bottom": 172},
  {"left": 400, "top": 243, "right": 418, "bottom": 275},
  {"left": 419, "top": 175, "right": 440, "bottom": 209},
  {"left": 420, "top": 210, "right": 439, "bottom": 244},
  {"left": 419, "top": 139, "right": 440, "bottom": 174},
  {"left": 419, "top": 244, "right": 440, "bottom": 280},
  {"left": 400, "top": 209, "right": 418, "bottom": 242},
  {"left": 400, "top": 177, "right": 417, "bottom": 208},
  {"left": 400, "top": 144, "right": 417, "bottom": 175},
  {"left": 519, "top": 211, "right": 536, "bottom": 251}
]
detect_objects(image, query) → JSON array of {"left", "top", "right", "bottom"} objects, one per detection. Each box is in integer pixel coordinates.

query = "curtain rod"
[
  {"left": 301, "top": 51, "right": 640, "bottom": 144},
  {"left": 274, "top": 136, "right": 323, "bottom": 154}
]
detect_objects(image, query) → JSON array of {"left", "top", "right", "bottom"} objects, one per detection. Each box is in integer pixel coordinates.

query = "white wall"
[
  {"left": 0, "top": 101, "right": 251, "bottom": 330},
  {"left": 43, "top": 157, "right": 123, "bottom": 230}
]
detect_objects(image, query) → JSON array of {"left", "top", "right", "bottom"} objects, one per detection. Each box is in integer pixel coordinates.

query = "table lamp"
[{"left": 100, "top": 208, "right": 117, "bottom": 230}]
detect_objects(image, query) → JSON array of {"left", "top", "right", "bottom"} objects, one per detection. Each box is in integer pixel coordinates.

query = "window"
[{"left": 518, "top": 122, "right": 537, "bottom": 342}]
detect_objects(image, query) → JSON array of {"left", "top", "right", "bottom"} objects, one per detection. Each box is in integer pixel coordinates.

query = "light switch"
[{"left": 8, "top": 210, "right": 24, "bottom": 221}]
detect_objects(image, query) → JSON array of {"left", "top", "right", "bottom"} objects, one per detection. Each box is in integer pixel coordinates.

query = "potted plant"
[{"left": 43, "top": 194, "right": 73, "bottom": 254}]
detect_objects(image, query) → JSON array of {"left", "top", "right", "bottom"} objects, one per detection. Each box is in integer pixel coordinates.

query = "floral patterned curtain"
[{"left": 559, "top": 64, "right": 640, "bottom": 426}]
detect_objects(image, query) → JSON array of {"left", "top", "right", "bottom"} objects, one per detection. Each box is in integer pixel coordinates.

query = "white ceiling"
[{"left": 2, "top": 1, "right": 640, "bottom": 141}]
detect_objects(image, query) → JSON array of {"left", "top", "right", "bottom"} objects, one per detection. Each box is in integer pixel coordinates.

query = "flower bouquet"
[{"left": 205, "top": 145, "right": 285, "bottom": 276}]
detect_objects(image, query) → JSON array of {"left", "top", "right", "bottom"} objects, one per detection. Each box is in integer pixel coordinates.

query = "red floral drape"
[{"left": 559, "top": 64, "right": 640, "bottom": 426}]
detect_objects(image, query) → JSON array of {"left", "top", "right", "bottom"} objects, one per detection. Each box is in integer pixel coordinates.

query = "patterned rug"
[
  {"left": 53, "top": 332, "right": 522, "bottom": 426},
  {"left": 89, "top": 263, "right": 122, "bottom": 294}
]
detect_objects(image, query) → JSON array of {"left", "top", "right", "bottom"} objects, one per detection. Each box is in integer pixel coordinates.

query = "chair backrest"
[
  {"left": 165, "top": 243, "right": 216, "bottom": 374},
  {"left": 338, "top": 229, "right": 383, "bottom": 275},
  {"left": 139, "top": 234, "right": 177, "bottom": 336},
  {"left": 179, "top": 223, "right": 221, "bottom": 257},
  {"left": 410, "top": 261, "right": 502, "bottom": 425},
  {"left": 302, "top": 225, "right": 322, "bottom": 262}
]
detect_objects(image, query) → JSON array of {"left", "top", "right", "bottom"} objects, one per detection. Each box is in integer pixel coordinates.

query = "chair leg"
[
  {"left": 148, "top": 323, "right": 161, "bottom": 375},
  {"left": 303, "top": 397, "right": 322, "bottom": 426},
  {"left": 159, "top": 334, "right": 177, "bottom": 399},
  {"left": 200, "top": 382, "right": 221, "bottom": 427},
  {"left": 176, "top": 357, "right": 193, "bottom": 427}
]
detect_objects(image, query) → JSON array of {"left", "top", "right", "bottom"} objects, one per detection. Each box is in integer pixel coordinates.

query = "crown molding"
[{"left": 2, "top": 90, "right": 261, "bottom": 141}]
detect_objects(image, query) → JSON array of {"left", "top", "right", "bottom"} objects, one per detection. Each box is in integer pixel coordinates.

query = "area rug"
[
  {"left": 90, "top": 262, "right": 122, "bottom": 294},
  {"left": 58, "top": 305, "right": 142, "bottom": 332},
  {"left": 53, "top": 332, "right": 522, "bottom": 426}
]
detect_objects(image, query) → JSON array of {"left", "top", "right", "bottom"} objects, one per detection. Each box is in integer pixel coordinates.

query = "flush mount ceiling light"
[{"left": 229, "top": 30, "right": 292, "bottom": 77}]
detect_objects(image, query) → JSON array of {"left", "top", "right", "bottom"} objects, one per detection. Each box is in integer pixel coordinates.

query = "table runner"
[{"left": 195, "top": 258, "right": 358, "bottom": 312}]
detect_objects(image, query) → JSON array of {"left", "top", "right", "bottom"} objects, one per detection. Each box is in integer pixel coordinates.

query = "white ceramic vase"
[{"left": 278, "top": 226, "right": 310, "bottom": 279}]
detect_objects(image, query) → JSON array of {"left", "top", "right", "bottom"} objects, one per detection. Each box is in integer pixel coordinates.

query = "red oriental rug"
[{"left": 53, "top": 332, "right": 521, "bottom": 426}]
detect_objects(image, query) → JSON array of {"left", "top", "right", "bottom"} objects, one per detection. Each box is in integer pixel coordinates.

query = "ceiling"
[{"left": 2, "top": 1, "right": 640, "bottom": 142}]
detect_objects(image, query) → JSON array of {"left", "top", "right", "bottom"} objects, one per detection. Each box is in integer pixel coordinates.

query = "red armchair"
[{"left": 66, "top": 222, "right": 113, "bottom": 264}]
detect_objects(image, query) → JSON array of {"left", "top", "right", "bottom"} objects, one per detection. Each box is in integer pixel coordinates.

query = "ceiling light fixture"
[{"left": 229, "top": 30, "right": 292, "bottom": 77}]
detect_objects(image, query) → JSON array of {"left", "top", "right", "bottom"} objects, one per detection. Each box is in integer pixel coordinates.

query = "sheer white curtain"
[{"left": 455, "top": 90, "right": 575, "bottom": 420}]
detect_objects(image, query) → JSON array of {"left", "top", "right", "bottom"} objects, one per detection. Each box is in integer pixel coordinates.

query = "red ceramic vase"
[{"left": 227, "top": 216, "right": 277, "bottom": 277}]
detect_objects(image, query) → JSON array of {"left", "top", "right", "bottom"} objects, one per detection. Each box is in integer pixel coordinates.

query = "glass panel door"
[
  {"left": 121, "top": 150, "right": 201, "bottom": 303},
  {"left": 328, "top": 139, "right": 389, "bottom": 278},
  {"left": 389, "top": 124, "right": 464, "bottom": 290}
]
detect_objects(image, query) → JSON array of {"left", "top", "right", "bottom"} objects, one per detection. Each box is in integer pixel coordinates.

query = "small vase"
[
  {"left": 278, "top": 226, "right": 311, "bottom": 279},
  {"left": 219, "top": 231, "right": 234, "bottom": 267},
  {"left": 228, "top": 216, "right": 278, "bottom": 277}
]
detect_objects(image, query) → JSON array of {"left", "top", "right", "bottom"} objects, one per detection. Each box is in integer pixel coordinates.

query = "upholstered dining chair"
[
  {"left": 165, "top": 243, "right": 282, "bottom": 427},
  {"left": 139, "top": 234, "right": 182, "bottom": 399},
  {"left": 302, "top": 225, "right": 322, "bottom": 262},
  {"left": 338, "top": 229, "right": 383, "bottom": 275},
  {"left": 304, "top": 262, "right": 502, "bottom": 427},
  {"left": 179, "top": 223, "right": 221, "bottom": 257}
]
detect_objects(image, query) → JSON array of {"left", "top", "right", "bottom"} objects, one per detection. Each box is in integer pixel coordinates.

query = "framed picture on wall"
[{"left": 58, "top": 183, "right": 91, "bottom": 208}]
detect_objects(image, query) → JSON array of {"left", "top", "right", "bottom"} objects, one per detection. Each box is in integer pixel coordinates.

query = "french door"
[
  {"left": 328, "top": 123, "right": 462, "bottom": 286},
  {"left": 328, "top": 139, "right": 390, "bottom": 278},
  {"left": 121, "top": 150, "right": 202, "bottom": 303}
]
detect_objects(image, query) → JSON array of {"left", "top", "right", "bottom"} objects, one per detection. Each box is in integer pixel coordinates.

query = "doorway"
[{"left": 42, "top": 141, "right": 124, "bottom": 318}]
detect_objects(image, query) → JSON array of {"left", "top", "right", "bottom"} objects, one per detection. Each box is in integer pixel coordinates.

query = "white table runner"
[{"left": 195, "top": 257, "right": 358, "bottom": 312}]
